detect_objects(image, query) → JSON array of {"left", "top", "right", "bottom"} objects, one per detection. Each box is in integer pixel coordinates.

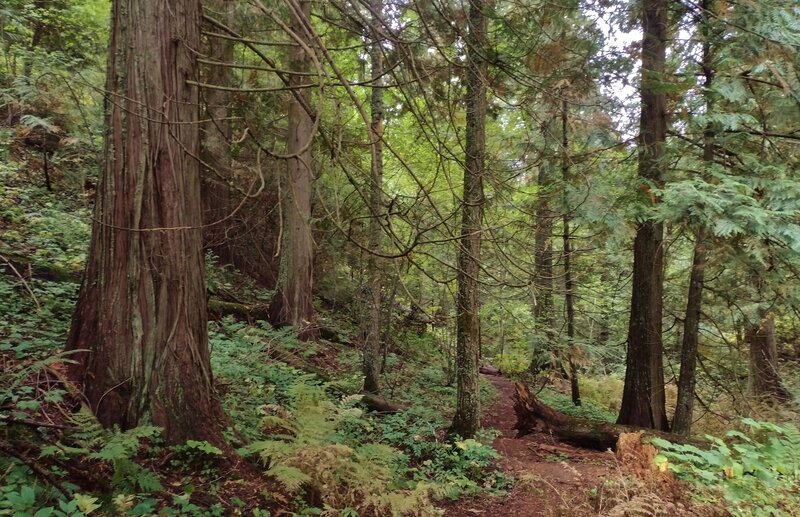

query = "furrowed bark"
[{"left": 65, "top": 0, "right": 227, "bottom": 446}]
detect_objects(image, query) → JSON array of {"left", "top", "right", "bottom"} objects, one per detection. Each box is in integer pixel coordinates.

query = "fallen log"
[
  {"left": 0, "top": 250, "right": 82, "bottom": 283},
  {"left": 479, "top": 364, "right": 502, "bottom": 376},
  {"left": 513, "top": 381, "right": 705, "bottom": 451},
  {"left": 361, "top": 393, "right": 407, "bottom": 414},
  {"left": 207, "top": 300, "right": 352, "bottom": 346},
  {"left": 207, "top": 299, "right": 270, "bottom": 322}
]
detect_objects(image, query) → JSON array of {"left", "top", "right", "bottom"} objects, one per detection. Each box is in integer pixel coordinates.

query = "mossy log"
[
  {"left": 207, "top": 299, "right": 270, "bottom": 321},
  {"left": 513, "top": 381, "right": 705, "bottom": 451}
]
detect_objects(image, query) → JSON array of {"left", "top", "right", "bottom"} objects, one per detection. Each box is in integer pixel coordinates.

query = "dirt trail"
[{"left": 443, "top": 374, "right": 618, "bottom": 516}]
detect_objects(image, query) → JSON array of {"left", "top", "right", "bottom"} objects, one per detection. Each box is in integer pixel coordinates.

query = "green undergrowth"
[
  {"left": 210, "top": 316, "right": 514, "bottom": 514},
  {"left": 0, "top": 141, "right": 91, "bottom": 279},
  {"left": 0, "top": 155, "right": 506, "bottom": 514},
  {"left": 652, "top": 418, "right": 800, "bottom": 516}
]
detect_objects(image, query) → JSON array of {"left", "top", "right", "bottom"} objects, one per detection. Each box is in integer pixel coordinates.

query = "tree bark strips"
[
  {"left": 618, "top": 0, "right": 669, "bottom": 431},
  {"left": 65, "top": 0, "right": 226, "bottom": 445},
  {"left": 451, "top": 0, "right": 487, "bottom": 439}
]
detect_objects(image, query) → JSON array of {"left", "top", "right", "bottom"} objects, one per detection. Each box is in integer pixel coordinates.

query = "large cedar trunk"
[
  {"left": 269, "top": 0, "right": 317, "bottom": 339},
  {"left": 199, "top": 3, "right": 282, "bottom": 288},
  {"left": 748, "top": 313, "right": 792, "bottom": 402},
  {"left": 362, "top": 0, "right": 385, "bottom": 395},
  {"left": 451, "top": 0, "right": 487, "bottom": 439},
  {"left": 66, "top": 0, "right": 226, "bottom": 446},
  {"left": 618, "top": 0, "right": 669, "bottom": 431}
]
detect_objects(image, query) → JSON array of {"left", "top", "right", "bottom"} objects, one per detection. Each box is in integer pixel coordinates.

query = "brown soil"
[{"left": 441, "top": 374, "right": 619, "bottom": 517}]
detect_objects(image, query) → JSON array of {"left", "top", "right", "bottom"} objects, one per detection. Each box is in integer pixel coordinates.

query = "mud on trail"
[{"left": 441, "top": 374, "right": 702, "bottom": 517}]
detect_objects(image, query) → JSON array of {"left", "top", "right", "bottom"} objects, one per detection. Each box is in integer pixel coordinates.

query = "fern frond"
[{"left": 267, "top": 464, "right": 311, "bottom": 493}]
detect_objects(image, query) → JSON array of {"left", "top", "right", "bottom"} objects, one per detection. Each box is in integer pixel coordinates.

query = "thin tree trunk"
[
  {"left": 528, "top": 113, "right": 556, "bottom": 374},
  {"left": 673, "top": 229, "right": 706, "bottom": 433},
  {"left": 451, "top": 0, "right": 487, "bottom": 439},
  {"left": 618, "top": 0, "right": 669, "bottom": 431},
  {"left": 270, "top": 0, "right": 318, "bottom": 340},
  {"left": 533, "top": 155, "right": 555, "bottom": 330},
  {"left": 362, "top": 0, "right": 385, "bottom": 395},
  {"left": 561, "top": 98, "right": 581, "bottom": 407},
  {"left": 673, "top": 3, "right": 714, "bottom": 434},
  {"left": 65, "top": 0, "right": 226, "bottom": 446}
]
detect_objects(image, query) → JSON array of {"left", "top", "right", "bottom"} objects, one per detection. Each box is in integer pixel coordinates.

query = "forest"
[{"left": 1, "top": 0, "right": 799, "bottom": 515}]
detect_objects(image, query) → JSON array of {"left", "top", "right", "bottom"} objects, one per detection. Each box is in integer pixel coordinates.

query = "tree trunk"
[
  {"left": 748, "top": 313, "right": 792, "bottom": 402},
  {"left": 22, "top": 0, "right": 47, "bottom": 81},
  {"left": 269, "top": 0, "right": 317, "bottom": 340},
  {"left": 65, "top": 0, "right": 226, "bottom": 446},
  {"left": 618, "top": 0, "right": 669, "bottom": 431},
  {"left": 362, "top": 0, "right": 385, "bottom": 395},
  {"left": 528, "top": 115, "right": 556, "bottom": 374},
  {"left": 200, "top": 0, "right": 235, "bottom": 258},
  {"left": 561, "top": 98, "right": 581, "bottom": 407},
  {"left": 450, "top": 0, "right": 487, "bottom": 439},
  {"left": 672, "top": 229, "right": 706, "bottom": 434},
  {"left": 533, "top": 156, "right": 555, "bottom": 333},
  {"left": 673, "top": 7, "right": 714, "bottom": 433}
]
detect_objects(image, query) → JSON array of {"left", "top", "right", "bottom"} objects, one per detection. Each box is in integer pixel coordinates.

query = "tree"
[
  {"left": 747, "top": 311, "right": 792, "bottom": 402},
  {"left": 269, "top": 0, "right": 318, "bottom": 339},
  {"left": 200, "top": 0, "right": 235, "bottom": 257},
  {"left": 65, "top": 0, "right": 227, "bottom": 445},
  {"left": 672, "top": 0, "right": 714, "bottom": 435},
  {"left": 617, "top": 0, "right": 670, "bottom": 430},
  {"left": 528, "top": 113, "right": 557, "bottom": 374},
  {"left": 362, "top": 0, "right": 385, "bottom": 395},
  {"left": 560, "top": 96, "right": 581, "bottom": 407},
  {"left": 450, "top": 0, "right": 487, "bottom": 439}
]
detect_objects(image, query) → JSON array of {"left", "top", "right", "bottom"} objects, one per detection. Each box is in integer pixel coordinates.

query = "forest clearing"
[{"left": 1, "top": 0, "right": 800, "bottom": 515}]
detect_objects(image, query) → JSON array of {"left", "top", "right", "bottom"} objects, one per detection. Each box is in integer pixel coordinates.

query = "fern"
[
  {"left": 652, "top": 419, "right": 800, "bottom": 515},
  {"left": 39, "top": 408, "right": 166, "bottom": 494},
  {"left": 244, "top": 380, "right": 439, "bottom": 515},
  {"left": 267, "top": 464, "right": 311, "bottom": 492}
]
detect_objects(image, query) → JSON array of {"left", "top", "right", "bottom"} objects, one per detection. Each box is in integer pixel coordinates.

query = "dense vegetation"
[{"left": 1, "top": 0, "right": 799, "bottom": 515}]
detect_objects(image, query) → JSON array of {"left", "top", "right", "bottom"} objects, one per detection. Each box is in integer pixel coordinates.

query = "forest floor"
[
  {"left": 442, "top": 374, "right": 617, "bottom": 516},
  {"left": 439, "top": 373, "right": 700, "bottom": 517}
]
